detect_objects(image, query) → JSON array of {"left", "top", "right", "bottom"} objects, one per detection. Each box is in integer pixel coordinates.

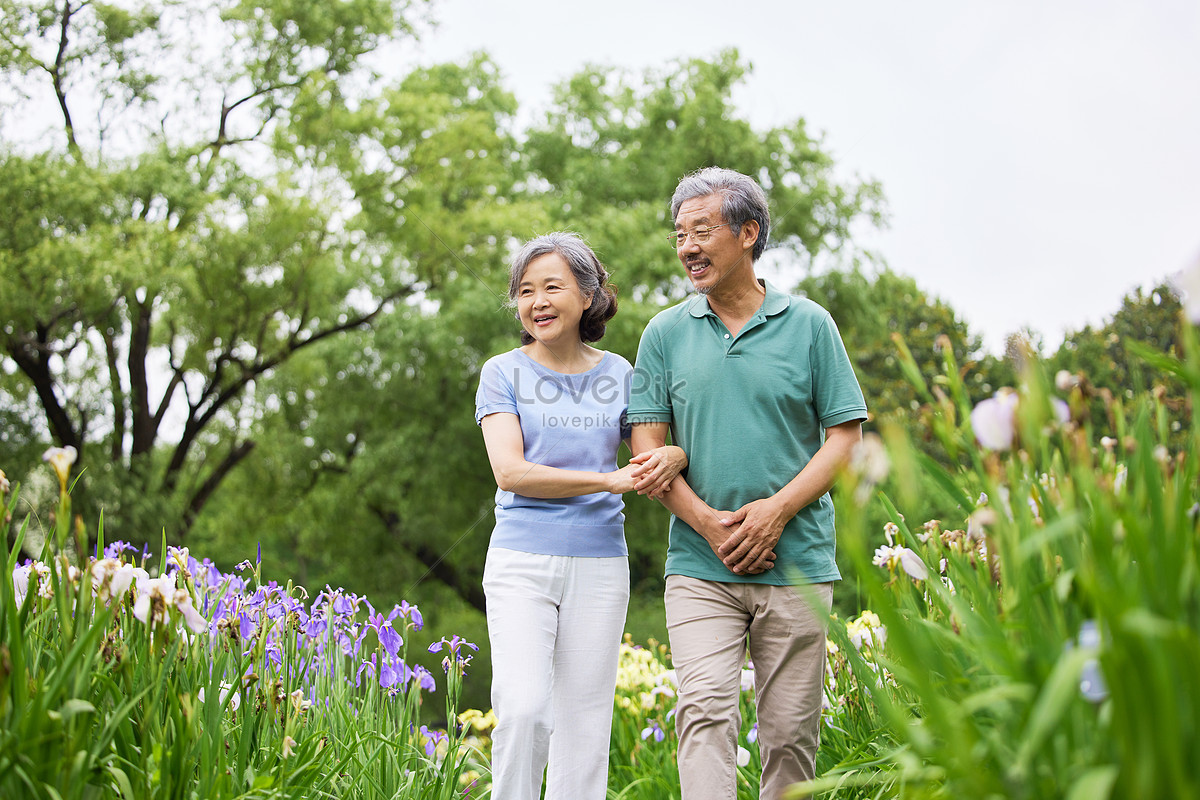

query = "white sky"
[{"left": 407, "top": 0, "right": 1200, "bottom": 353}]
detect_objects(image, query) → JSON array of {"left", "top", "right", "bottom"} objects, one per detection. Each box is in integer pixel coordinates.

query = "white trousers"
[{"left": 483, "top": 547, "right": 630, "bottom": 800}]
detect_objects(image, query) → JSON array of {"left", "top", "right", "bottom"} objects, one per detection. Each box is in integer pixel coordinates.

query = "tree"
[
  {"left": 1051, "top": 282, "right": 1190, "bottom": 443},
  {"left": 185, "top": 53, "right": 888, "bottom": 617},
  {"left": 0, "top": 0, "right": 535, "bottom": 546},
  {"left": 523, "top": 49, "right": 885, "bottom": 300},
  {"left": 794, "top": 267, "right": 1013, "bottom": 442},
  {"left": 2, "top": 12, "right": 886, "bottom": 628}
]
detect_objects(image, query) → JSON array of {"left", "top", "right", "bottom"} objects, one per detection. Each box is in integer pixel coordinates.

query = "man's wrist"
[
  {"left": 769, "top": 491, "right": 802, "bottom": 523},
  {"left": 694, "top": 512, "right": 727, "bottom": 548}
]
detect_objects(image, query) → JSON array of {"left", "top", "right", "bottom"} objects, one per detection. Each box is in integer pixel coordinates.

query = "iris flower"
[
  {"left": 42, "top": 446, "right": 77, "bottom": 494},
  {"left": 970, "top": 391, "right": 1019, "bottom": 451},
  {"left": 133, "top": 575, "right": 206, "bottom": 634},
  {"left": 398, "top": 600, "right": 423, "bottom": 631},
  {"left": 90, "top": 558, "right": 138, "bottom": 604},
  {"left": 872, "top": 544, "right": 929, "bottom": 581},
  {"left": 640, "top": 720, "right": 665, "bottom": 742}
]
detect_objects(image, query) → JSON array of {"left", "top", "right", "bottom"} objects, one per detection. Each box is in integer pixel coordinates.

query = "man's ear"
[{"left": 739, "top": 220, "right": 760, "bottom": 252}]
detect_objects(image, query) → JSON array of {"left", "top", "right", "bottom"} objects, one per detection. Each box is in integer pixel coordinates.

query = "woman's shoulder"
[
  {"left": 482, "top": 347, "right": 525, "bottom": 367},
  {"left": 479, "top": 348, "right": 528, "bottom": 381},
  {"left": 600, "top": 350, "right": 633, "bottom": 375}
]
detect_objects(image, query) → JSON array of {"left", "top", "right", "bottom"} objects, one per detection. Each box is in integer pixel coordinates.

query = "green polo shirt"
[{"left": 628, "top": 281, "right": 867, "bottom": 585}]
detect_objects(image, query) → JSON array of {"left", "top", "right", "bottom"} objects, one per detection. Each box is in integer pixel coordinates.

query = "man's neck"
[{"left": 706, "top": 271, "right": 766, "bottom": 324}]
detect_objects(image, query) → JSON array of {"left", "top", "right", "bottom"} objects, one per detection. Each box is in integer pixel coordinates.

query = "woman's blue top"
[{"left": 475, "top": 348, "right": 632, "bottom": 557}]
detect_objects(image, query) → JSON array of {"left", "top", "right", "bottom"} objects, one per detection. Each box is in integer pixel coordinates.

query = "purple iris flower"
[
  {"left": 380, "top": 658, "right": 406, "bottom": 690},
  {"left": 238, "top": 612, "right": 256, "bottom": 641},
  {"left": 336, "top": 624, "right": 361, "bottom": 657},
  {"left": 211, "top": 596, "right": 236, "bottom": 625},
  {"left": 641, "top": 720, "right": 665, "bottom": 742},
  {"left": 419, "top": 725, "right": 447, "bottom": 757},
  {"left": 304, "top": 617, "right": 327, "bottom": 640},
  {"left": 104, "top": 541, "right": 138, "bottom": 560},
  {"left": 357, "top": 654, "right": 377, "bottom": 687},
  {"left": 378, "top": 624, "right": 403, "bottom": 658},
  {"left": 413, "top": 665, "right": 435, "bottom": 692},
  {"left": 332, "top": 592, "right": 358, "bottom": 616},
  {"left": 398, "top": 601, "right": 423, "bottom": 631},
  {"left": 428, "top": 635, "right": 478, "bottom": 657}
]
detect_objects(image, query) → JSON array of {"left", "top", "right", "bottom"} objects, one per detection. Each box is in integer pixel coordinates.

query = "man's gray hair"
[{"left": 670, "top": 167, "right": 771, "bottom": 261}]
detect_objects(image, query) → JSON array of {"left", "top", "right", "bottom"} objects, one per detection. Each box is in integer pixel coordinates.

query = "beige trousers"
[{"left": 665, "top": 575, "right": 833, "bottom": 800}]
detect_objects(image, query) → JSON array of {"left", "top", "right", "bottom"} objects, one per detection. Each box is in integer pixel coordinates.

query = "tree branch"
[
  {"left": 163, "top": 288, "right": 413, "bottom": 491},
  {"left": 50, "top": 0, "right": 80, "bottom": 158},
  {"left": 151, "top": 321, "right": 184, "bottom": 434},
  {"left": 7, "top": 327, "right": 82, "bottom": 452},
  {"left": 372, "top": 506, "right": 487, "bottom": 614},
  {"left": 102, "top": 325, "right": 126, "bottom": 461},
  {"left": 179, "top": 439, "right": 256, "bottom": 536},
  {"left": 128, "top": 297, "right": 155, "bottom": 455}
]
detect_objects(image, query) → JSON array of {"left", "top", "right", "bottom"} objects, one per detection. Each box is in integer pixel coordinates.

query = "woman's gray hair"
[
  {"left": 507, "top": 232, "right": 618, "bottom": 344},
  {"left": 670, "top": 167, "right": 771, "bottom": 261}
]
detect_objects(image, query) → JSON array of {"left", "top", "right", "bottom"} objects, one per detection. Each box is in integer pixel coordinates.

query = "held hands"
[
  {"left": 716, "top": 498, "right": 788, "bottom": 575},
  {"left": 702, "top": 510, "right": 776, "bottom": 576},
  {"left": 606, "top": 462, "right": 641, "bottom": 494},
  {"left": 629, "top": 446, "right": 687, "bottom": 498}
]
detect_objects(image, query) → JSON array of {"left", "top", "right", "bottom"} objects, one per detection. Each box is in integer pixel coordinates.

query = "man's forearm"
[
  {"left": 631, "top": 422, "right": 724, "bottom": 545},
  {"left": 652, "top": 475, "right": 728, "bottom": 547},
  {"left": 770, "top": 421, "right": 863, "bottom": 517}
]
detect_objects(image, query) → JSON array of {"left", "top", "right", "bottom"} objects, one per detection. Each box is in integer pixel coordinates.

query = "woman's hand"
[
  {"left": 607, "top": 463, "right": 640, "bottom": 494},
  {"left": 629, "top": 445, "right": 688, "bottom": 498}
]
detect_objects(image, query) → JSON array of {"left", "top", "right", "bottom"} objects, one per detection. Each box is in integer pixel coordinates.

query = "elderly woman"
[{"left": 475, "top": 232, "right": 684, "bottom": 799}]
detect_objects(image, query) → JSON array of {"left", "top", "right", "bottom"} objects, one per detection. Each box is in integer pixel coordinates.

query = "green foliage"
[
  {"left": 1051, "top": 281, "right": 1190, "bottom": 445},
  {"left": 796, "top": 267, "right": 1013, "bottom": 434},
  {"left": 1, "top": 474, "right": 485, "bottom": 799},
  {"left": 796, "top": 315, "right": 1200, "bottom": 799},
  {"left": 523, "top": 49, "right": 886, "bottom": 301}
]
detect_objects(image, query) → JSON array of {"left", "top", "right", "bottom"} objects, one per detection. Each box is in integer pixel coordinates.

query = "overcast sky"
[{"left": 405, "top": 0, "right": 1200, "bottom": 353}]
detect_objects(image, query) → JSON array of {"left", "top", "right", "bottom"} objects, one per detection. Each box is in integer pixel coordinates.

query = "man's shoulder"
[
  {"left": 780, "top": 293, "right": 834, "bottom": 323},
  {"left": 645, "top": 297, "right": 699, "bottom": 327},
  {"left": 641, "top": 296, "right": 708, "bottom": 343}
]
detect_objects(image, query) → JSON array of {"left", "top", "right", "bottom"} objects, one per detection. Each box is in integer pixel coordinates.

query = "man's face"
[{"left": 673, "top": 193, "right": 756, "bottom": 295}]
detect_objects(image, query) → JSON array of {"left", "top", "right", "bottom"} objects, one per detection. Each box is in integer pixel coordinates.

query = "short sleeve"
[
  {"left": 811, "top": 313, "right": 868, "bottom": 428},
  {"left": 475, "top": 357, "right": 518, "bottom": 425},
  {"left": 627, "top": 320, "right": 673, "bottom": 424}
]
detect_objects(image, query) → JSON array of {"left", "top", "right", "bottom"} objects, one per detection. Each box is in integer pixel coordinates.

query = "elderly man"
[{"left": 629, "top": 167, "right": 867, "bottom": 799}]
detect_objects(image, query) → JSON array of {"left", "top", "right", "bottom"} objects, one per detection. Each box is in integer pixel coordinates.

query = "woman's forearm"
[{"left": 493, "top": 460, "right": 621, "bottom": 498}]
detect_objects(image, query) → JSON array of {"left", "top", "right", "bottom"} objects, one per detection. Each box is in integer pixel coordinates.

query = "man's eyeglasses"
[{"left": 667, "top": 223, "right": 729, "bottom": 247}]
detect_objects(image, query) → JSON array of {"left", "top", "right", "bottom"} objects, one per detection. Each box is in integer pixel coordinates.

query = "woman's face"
[{"left": 515, "top": 252, "right": 591, "bottom": 347}]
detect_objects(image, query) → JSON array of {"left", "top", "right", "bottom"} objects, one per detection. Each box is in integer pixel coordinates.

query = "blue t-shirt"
[{"left": 475, "top": 348, "right": 632, "bottom": 557}]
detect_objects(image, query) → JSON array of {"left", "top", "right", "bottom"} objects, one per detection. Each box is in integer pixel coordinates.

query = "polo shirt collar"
[{"left": 687, "top": 279, "right": 791, "bottom": 318}]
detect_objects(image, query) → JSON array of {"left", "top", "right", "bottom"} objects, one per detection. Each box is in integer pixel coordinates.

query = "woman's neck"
[{"left": 522, "top": 340, "right": 601, "bottom": 374}]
